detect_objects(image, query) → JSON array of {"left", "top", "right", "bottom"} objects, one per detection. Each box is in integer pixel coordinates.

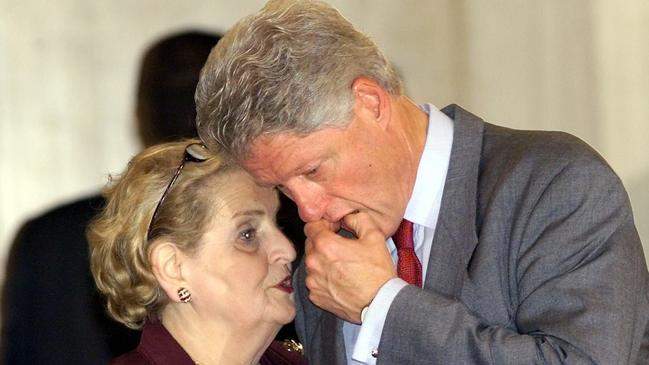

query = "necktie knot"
[{"left": 392, "top": 219, "right": 422, "bottom": 287}]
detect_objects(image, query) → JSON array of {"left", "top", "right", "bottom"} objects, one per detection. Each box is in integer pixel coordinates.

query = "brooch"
[{"left": 282, "top": 339, "right": 304, "bottom": 355}]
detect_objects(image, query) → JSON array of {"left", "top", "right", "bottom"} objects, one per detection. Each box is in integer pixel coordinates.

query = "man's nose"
[{"left": 286, "top": 183, "right": 326, "bottom": 222}]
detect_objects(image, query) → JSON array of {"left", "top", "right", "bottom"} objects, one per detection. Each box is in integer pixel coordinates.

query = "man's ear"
[
  {"left": 150, "top": 241, "right": 188, "bottom": 303},
  {"left": 351, "top": 76, "right": 392, "bottom": 129}
]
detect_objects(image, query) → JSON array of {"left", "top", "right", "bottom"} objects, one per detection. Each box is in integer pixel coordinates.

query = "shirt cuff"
[{"left": 351, "top": 278, "right": 409, "bottom": 364}]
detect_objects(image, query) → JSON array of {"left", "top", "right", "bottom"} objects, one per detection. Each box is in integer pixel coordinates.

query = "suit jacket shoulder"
[{"left": 2, "top": 194, "right": 140, "bottom": 364}]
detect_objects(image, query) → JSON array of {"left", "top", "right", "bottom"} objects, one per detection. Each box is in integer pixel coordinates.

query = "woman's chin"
[
  {"left": 283, "top": 303, "right": 297, "bottom": 324},
  {"left": 269, "top": 297, "right": 297, "bottom": 326},
  {"left": 274, "top": 300, "right": 296, "bottom": 325}
]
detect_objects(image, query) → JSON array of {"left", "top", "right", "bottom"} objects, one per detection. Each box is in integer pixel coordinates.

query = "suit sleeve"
[
  {"left": 2, "top": 221, "right": 39, "bottom": 363},
  {"left": 377, "top": 145, "right": 649, "bottom": 364},
  {"left": 294, "top": 262, "right": 309, "bottom": 347}
]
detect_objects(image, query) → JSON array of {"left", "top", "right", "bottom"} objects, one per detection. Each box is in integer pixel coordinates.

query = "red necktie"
[{"left": 393, "top": 219, "right": 422, "bottom": 287}]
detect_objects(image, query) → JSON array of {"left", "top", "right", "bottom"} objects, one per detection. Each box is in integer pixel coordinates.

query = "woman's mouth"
[{"left": 274, "top": 275, "right": 293, "bottom": 294}]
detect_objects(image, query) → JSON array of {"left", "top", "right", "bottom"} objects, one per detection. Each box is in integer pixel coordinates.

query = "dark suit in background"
[{"left": 3, "top": 195, "right": 138, "bottom": 363}]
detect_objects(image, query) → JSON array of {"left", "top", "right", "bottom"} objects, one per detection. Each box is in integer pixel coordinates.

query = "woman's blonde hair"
[{"left": 88, "top": 139, "right": 233, "bottom": 329}]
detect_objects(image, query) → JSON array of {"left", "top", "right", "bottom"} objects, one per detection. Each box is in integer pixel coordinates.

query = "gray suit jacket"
[{"left": 294, "top": 105, "right": 649, "bottom": 364}]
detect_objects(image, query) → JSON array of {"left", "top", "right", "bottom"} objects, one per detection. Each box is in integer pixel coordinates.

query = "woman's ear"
[
  {"left": 150, "top": 241, "right": 188, "bottom": 303},
  {"left": 351, "top": 76, "right": 392, "bottom": 129}
]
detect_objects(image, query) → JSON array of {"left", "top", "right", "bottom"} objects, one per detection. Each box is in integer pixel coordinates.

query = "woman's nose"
[{"left": 273, "top": 230, "right": 296, "bottom": 263}]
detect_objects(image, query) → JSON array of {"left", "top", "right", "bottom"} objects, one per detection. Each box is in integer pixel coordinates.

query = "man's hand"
[{"left": 303, "top": 212, "right": 397, "bottom": 323}]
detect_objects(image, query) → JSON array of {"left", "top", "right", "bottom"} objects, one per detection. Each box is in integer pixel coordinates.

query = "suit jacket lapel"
[{"left": 424, "top": 105, "right": 483, "bottom": 298}]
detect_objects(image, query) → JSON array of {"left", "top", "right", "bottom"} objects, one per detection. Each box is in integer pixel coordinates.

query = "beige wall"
[{"left": 1, "top": 0, "right": 648, "bottom": 292}]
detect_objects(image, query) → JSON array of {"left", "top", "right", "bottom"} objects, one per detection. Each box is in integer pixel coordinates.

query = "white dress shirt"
[{"left": 343, "top": 103, "right": 454, "bottom": 364}]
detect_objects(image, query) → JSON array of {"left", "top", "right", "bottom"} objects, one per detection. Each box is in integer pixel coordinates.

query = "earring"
[{"left": 177, "top": 287, "right": 192, "bottom": 303}]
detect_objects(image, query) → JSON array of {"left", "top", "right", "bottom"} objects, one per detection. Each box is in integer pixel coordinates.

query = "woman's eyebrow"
[{"left": 232, "top": 209, "right": 265, "bottom": 218}]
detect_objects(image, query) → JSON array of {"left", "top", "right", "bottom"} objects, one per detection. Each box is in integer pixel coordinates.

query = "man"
[{"left": 195, "top": 1, "right": 649, "bottom": 364}]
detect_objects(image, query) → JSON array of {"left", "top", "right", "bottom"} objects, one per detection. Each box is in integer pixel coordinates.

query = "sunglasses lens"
[{"left": 186, "top": 143, "right": 209, "bottom": 161}]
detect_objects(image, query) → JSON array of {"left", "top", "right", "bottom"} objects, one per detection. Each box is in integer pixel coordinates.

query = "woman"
[{"left": 88, "top": 139, "right": 306, "bottom": 365}]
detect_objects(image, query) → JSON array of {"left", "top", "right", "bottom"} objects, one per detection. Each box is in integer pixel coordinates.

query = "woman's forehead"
[{"left": 209, "top": 172, "right": 279, "bottom": 217}]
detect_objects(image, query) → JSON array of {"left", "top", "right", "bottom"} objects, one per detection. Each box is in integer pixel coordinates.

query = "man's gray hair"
[{"left": 195, "top": 0, "right": 403, "bottom": 159}]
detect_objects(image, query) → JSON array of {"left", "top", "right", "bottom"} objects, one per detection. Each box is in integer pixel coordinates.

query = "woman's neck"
[{"left": 160, "top": 306, "right": 280, "bottom": 365}]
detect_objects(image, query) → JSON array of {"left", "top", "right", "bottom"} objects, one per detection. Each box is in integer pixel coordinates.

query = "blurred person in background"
[{"left": 1, "top": 30, "right": 225, "bottom": 364}]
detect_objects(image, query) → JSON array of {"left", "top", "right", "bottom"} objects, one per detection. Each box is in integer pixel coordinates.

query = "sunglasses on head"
[{"left": 146, "top": 143, "right": 209, "bottom": 241}]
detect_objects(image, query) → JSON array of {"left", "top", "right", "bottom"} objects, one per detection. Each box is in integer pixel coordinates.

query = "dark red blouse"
[{"left": 111, "top": 321, "right": 306, "bottom": 365}]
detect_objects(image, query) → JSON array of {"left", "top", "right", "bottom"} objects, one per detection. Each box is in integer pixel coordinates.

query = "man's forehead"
[
  {"left": 248, "top": 133, "right": 292, "bottom": 149},
  {"left": 247, "top": 133, "right": 302, "bottom": 161},
  {"left": 242, "top": 135, "right": 303, "bottom": 182},
  {"left": 250, "top": 126, "right": 344, "bottom": 153},
  {"left": 243, "top": 130, "right": 332, "bottom": 182}
]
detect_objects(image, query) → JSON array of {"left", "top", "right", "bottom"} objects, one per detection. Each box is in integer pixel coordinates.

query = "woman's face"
[{"left": 183, "top": 170, "right": 296, "bottom": 328}]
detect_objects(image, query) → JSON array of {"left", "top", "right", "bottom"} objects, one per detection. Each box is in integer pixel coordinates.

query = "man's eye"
[{"left": 306, "top": 167, "right": 318, "bottom": 176}]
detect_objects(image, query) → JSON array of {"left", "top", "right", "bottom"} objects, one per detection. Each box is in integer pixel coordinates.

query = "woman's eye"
[
  {"left": 240, "top": 228, "right": 257, "bottom": 242},
  {"left": 235, "top": 226, "right": 260, "bottom": 252}
]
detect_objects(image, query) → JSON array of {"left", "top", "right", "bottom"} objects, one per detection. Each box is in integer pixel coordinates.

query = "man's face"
[{"left": 242, "top": 111, "right": 412, "bottom": 238}]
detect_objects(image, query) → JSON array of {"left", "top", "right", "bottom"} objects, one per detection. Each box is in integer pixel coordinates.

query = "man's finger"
[
  {"left": 342, "top": 211, "right": 383, "bottom": 240},
  {"left": 304, "top": 219, "right": 330, "bottom": 238},
  {"left": 304, "top": 237, "right": 314, "bottom": 256}
]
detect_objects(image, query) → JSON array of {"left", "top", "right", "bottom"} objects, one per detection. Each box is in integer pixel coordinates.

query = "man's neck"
[{"left": 391, "top": 95, "right": 430, "bottom": 217}]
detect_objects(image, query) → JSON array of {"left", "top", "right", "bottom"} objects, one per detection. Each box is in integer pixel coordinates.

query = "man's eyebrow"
[{"left": 232, "top": 209, "right": 265, "bottom": 218}]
